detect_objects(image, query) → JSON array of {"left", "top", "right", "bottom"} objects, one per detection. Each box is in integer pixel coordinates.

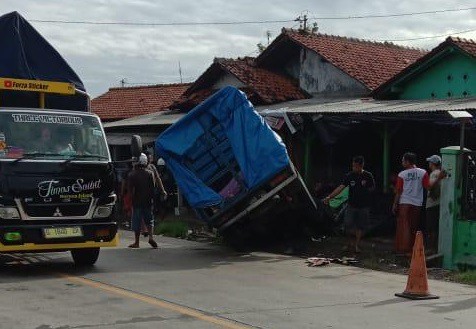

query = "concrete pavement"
[{"left": 0, "top": 230, "right": 475, "bottom": 328}]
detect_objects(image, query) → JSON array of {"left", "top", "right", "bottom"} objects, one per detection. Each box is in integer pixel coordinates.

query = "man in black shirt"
[
  {"left": 324, "top": 156, "right": 375, "bottom": 253},
  {"left": 128, "top": 153, "right": 158, "bottom": 249}
]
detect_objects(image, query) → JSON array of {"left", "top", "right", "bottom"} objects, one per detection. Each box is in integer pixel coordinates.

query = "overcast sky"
[{"left": 1, "top": 0, "right": 475, "bottom": 97}]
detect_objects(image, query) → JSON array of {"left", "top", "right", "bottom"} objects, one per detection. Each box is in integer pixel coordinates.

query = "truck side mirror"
[{"left": 131, "top": 135, "right": 142, "bottom": 158}]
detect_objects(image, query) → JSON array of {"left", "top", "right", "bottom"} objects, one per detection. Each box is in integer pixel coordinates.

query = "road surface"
[{"left": 0, "top": 230, "right": 475, "bottom": 329}]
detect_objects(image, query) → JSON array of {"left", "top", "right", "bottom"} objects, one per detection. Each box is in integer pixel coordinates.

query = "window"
[{"left": 0, "top": 111, "right": 109, "bottom": 161}]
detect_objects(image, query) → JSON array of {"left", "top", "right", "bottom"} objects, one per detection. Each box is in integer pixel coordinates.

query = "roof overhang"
[
  {"left": 103, "top": 111, "right": 184, "bottom": 130},
  {"left": 259, "top": 97, "right": 476, "bottom": 115}
]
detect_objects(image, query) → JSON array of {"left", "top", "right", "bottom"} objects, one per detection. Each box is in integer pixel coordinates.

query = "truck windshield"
[{"left": 0, "top": 111, "right": 109, "bottom": 161}]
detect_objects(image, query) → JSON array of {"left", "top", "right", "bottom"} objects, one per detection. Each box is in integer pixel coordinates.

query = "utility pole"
[
  {"left": 179, "top": 61, "right": 183, "bottom": 83},
  {"left": 295, "top": 14, "right": 308, "bottom": 32}
]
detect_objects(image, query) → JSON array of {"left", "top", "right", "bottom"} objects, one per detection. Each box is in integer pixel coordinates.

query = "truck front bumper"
[{"left": 0, "top": 222, "right": 118, "bottom": 252}]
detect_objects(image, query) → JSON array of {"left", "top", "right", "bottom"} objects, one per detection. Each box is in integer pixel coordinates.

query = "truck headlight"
[
  {"left": 94, "top": 205, "right": 113, "bottom": 218},
  {"left": 0, "top": 207, "right": 20, "bottom": 220}
]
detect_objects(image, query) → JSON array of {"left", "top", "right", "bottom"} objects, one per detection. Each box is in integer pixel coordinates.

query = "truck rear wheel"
[{"left": 71, "top": 248, "right": 100, "bottom": 266}]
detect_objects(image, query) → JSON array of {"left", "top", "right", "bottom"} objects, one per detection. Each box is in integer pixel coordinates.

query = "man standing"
[
  {"left": 425, "top": 155, "right": 444, "bottom": 253},
  {"left": 393, "top": 152, "right": 429, "bottom": 255},
  {"left": 157, "top": 158, "right": 175, "bottom": 221},
  {"left": 324, "top": 156, "right": 375, "bottom": 253},
  {"left": 128, "top": 153, "right": 158, "bottom": 249},
  {"left": 145, "top": 152, "right": 167, "bottom": 212}
]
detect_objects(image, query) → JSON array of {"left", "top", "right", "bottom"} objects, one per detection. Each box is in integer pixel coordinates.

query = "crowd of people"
[
  {"left": 323, "top": 152, "right": 445, "bottom": 256},
  {"left": 120, "top": 149, "right": 445, "bottom": 255}
]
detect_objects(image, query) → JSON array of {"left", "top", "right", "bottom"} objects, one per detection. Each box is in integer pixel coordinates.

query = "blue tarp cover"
[
  {"left": 156, "top": 87, "right": 290, "bottom": 208},
  {"left": 0, "top": 11, "right": 87, "bottom": 111}
]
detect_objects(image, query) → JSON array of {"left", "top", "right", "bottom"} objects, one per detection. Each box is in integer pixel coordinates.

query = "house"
[
  {"left": 258, "top": 34, "right": 476, "bottom": 193},
  {"left": 92, "top": 83, "right": 190, "bottom": 161},
  {"left": 174, "top": 57, "right": 308, "bottom": 111},
  {"left": 373, "top": 36, "right": 476, "bottom": 100},
  {"left": 171, "top": 29, "right": 428, "bottom": 183},
  {"left": 365, "top": 36, "right": 476, "bottom": 192},
  {"left": 92, "top": 83, "right": 191, "bottom": 122},
  {"left": 257, "top": 29, "right": 426, "bottom": 96},
  {"left": 371, "top": 36, "right": 476, "bottom": 269}
]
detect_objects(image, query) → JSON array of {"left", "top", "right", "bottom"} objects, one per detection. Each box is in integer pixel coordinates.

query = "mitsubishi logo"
[{"left": 53, "top": 207, "right": 63, "bottom": 217}]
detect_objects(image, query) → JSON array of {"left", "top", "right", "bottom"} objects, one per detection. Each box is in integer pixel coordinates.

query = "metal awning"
[
  {"left": 259, "top": 97, "right": 476, "bottom": 115},
  {"left": 104, "top": 111, "right": 184, "bottom": 130}
]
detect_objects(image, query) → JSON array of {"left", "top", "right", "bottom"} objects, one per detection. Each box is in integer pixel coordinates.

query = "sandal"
[{"left": 148, "top": 240, "right": 158, "bottom": 249}]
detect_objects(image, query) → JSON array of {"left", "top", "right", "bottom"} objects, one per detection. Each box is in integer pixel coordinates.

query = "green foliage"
[
  {"left": 155, "top": 220, "right": 188, "bottom": 238},
  {"left": 453, "top": 271, "right": 476, "bottom": 285}
]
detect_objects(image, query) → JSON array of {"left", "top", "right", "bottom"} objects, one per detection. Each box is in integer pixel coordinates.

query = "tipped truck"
[{"left": 156, "top": 87, "right": 317, "bottom": 248}]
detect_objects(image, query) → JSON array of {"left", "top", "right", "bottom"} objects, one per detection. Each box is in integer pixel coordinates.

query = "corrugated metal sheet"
[
  {"left": 104, "top": 97, "right": 476, "bottom": 132},
  {"left": 103, "top": 112, "right": 184, "bottom": 129},
  {"left": 259, "top": 97, "right": 476, "bottom": 115}
]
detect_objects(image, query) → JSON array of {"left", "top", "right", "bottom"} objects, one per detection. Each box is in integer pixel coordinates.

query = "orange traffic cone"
[{"left": 395, "top": 231, "right": 439, "bottom": 300}]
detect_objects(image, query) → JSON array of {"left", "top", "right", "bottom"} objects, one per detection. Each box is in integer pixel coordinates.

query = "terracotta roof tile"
[
  {"left": 174, "top": 57, "right": 308, "bottom": 111},
  {"left": 447, "top": 36, "right": 476, "bottom": 57},
  {"left": 282, "top": 29, "right": 427, "bottom": 90},
  {"left": 218, "top": 57, "right": 307, "bottom": 103},
  {"left": 92, "top": 83, "right": 191, "bottom": 121}
]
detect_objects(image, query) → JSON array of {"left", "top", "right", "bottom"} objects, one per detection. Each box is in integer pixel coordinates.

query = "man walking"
[
  {"left": 128, "top": 153, "right": 158, "bottom": 249},
  {"left": 324, "top": 156, "right": 375, "bottom": 253},
  {"left": 393, "top": 152, "right": 429, "bottom": 255},
  {"left": 425, "top": 155, "right": 444, "bottom": 253}
]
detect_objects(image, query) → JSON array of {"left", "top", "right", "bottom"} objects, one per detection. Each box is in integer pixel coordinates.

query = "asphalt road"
[{"left": 0, "top": 230, "right": 475, "bottom": 329}]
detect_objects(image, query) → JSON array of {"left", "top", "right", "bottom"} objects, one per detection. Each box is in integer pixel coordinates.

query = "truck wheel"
[{"left": 71, "top": 248, "right": 100, "bottom": 266}]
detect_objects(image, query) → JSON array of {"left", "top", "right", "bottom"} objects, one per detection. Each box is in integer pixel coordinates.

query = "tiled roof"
[
  {"left": 174, "top": 57, "right": 308, "bottom": 111},
  {"left": 92, "top": 83, "right": 191, "bottom": 121},
  {"left": 217, "top": 57, "right": 307, "bottom": 103},
  {"left": 264, "top": 29, "right": 427, "bottom": 91},
  {"left": 448, "top": 36, "right": 476, "bottom": 57},
  {"left": 373, "top": 36, "right": 476, "bottom": 97}
]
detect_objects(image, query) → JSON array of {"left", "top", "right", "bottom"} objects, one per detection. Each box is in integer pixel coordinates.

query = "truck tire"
[{"left": 71, "top": 248, "right": 100, "bottom": 266}]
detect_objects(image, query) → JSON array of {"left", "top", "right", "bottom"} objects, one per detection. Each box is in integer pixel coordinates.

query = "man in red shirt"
[{"left": 392, "top": 152, "right": 429, "bottom": 255}]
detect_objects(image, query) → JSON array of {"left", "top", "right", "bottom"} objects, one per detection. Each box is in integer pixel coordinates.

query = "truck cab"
[
  {"left": 0, "top": 85, "right": 118, "bottom": 266},
  {"left": 0, "top": 12, "right": 118, "bottom": 265}
]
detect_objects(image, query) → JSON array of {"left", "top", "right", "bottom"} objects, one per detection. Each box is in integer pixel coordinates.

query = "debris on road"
[
  {"left": 306, "top": 257, "right": 359, "bottom": 267},
  {"left": 306, "top": 257, "right": 331, "bottom": 267}
]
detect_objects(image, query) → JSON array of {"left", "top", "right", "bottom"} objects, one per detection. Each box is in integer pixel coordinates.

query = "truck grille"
[{"left": 22, "top": 203, "right": 91, "bottom": 218}]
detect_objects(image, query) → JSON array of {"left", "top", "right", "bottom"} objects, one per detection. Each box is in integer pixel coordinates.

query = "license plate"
[{"left": 43, "top": 227, "right": 83, "bottom": 239}]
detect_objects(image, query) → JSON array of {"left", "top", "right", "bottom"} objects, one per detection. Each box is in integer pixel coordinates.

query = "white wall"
[
  {"left": 212, "top": 73, "right": 246, "bottom": 89},
  {"left": 284, "top": 49, "right": 369, "bottom": 96}
]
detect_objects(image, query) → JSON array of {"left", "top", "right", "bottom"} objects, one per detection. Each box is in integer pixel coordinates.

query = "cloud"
[{"left": 1, "top": 0, "right": 475, "bottom": 96}]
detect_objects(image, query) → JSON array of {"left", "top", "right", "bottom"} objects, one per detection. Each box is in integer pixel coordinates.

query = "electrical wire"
[
  {"left": 29, "top": 18, "right": 295, "bottom": 26},
  {"left": 379, "top": 28, "right": 476, "bottom": 42},
  {"left": 311, "top": 7, "right": 476, "bottom": 20},
  {"left": 29, "top": 7, "right": 476, "bottom": 26}
]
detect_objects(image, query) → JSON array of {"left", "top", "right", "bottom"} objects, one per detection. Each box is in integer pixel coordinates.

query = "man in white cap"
[
  {"left": 425, "top": 154, "right": 444, "bottom": 252},
  {"left": 127, "top": 153, "right": 158, "bottom": 248}
]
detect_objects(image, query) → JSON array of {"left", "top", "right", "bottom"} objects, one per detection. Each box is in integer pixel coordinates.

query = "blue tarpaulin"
[
  {"left": 156, "top": 87, "right": 290, "bottom": 208},
  {"left": 0, "top": 11, "right": 88, "bottom": 111}
]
